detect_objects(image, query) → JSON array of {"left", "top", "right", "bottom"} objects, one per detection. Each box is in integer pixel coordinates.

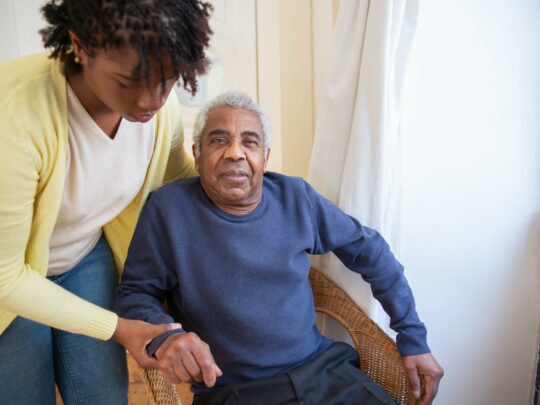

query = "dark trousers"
[{"left": 192, "top": 342, "right": 397, "bottom": 405}]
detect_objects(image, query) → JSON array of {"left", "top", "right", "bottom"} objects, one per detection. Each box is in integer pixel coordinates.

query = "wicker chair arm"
[
  {"left": 139, "top": 367, "right": 182, "bottom": 405},
  {"left": 309, "top": 267, "right": 418, "bottom": 405}
]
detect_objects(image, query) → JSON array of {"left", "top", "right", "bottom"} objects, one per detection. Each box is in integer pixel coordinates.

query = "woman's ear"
[{"left": 68, "top": 31, "right": 85, "bottom": 63}]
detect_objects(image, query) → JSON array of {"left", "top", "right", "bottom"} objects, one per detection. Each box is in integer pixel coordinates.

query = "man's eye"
[
  {"left": 210, "top": 137, "right": 226, "bottom": 144},
  {"left": 117, "top": 81, "right": 129, "bottom": 89}
]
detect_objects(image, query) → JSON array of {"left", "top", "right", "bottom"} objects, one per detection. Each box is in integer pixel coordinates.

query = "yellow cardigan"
[{"left": 0, "top": 53, "right": 197, "bottom": 340}]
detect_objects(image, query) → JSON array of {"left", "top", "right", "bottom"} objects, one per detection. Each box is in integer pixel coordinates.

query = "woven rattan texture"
[{"left": 309, "top": 268, "right": 416, "bottom": 405}]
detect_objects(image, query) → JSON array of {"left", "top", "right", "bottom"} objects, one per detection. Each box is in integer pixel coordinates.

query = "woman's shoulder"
[
  {"left": 0, "top": 52, "right": 66, "bottom": 124},
  {"left": 0, "top": 53, "right": 67, "bottom": 154},
  {"left": 154, "top": 89, "right": 183, "bottom": 146},
  {"left": 156, "top": 89, "right": 181, "bottom": 124},
  {"left": 0, "top": 53, "right": 60, "bottom": 97}
]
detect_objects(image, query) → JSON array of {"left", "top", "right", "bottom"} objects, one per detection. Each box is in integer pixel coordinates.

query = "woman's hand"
[{"left": 112, "top": 317, "right": 182, "bottom": 368}]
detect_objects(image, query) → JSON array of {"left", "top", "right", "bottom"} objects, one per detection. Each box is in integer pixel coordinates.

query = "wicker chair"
[{"left": 138, "top": 267, "right": 418, "bottom": 405}]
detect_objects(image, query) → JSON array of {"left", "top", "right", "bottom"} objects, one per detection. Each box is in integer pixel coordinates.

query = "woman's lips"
[{"left": 131, "top": 113, "right": 156, "bottom": 122}]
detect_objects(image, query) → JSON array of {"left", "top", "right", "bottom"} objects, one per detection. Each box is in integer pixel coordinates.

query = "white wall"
[
  {"left": 400, "top": 1, "right": 540, "bottom": 404},
  {"left": 0, "top": 0, "right": 44, "bottom": 62}
]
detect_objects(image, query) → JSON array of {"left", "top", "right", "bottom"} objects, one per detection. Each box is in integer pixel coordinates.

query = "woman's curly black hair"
[{"left": 40, "top": 0, "right": 213, "bottom": 95}]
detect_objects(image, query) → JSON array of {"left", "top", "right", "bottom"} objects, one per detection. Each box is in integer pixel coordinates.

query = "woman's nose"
[{"left": 137, "top": 86, "right": 165, "bottom": 112}]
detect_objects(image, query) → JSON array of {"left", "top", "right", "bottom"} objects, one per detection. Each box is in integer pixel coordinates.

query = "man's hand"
[
  {"left": 155, "top": 331, "right": 222, "bottom": 388},
  {"left": 112, "top": 317, "right": 182, "bottom": 368},
  {"left": 403, "top": 353, "right": 444, "bottom": 405}
]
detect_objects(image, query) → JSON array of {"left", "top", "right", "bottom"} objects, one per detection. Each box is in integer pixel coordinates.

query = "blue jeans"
[{"left": 0, "top": 236, "right": 128, "bottom": 405}]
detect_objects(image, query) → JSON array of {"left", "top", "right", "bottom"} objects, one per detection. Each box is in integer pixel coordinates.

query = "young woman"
[{"left": 0, "top": 1, "right": 212, "bottom": 404}]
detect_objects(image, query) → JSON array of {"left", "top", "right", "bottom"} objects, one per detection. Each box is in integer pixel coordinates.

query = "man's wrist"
[{"left": 147, "top": 327, "right": 185, "bottom": 357}]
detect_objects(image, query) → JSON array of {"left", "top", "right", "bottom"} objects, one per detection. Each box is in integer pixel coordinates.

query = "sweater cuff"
[
  {"left": 87, "top": 308, "right": 118, "bottom": 340},
  {"left": 396, "top": 330, "right": 431, "bottom": 356},
  {"left": 147, "top": 328, "right": 185, "bottom": 356}
]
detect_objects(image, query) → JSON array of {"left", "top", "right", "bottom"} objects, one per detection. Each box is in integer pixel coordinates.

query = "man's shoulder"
[
  {"left": 149, "top": 176, "right": 201, "bottom": 205},
  {"left": 264, "top": 172, "right": 321, "bottom": 203},
  {"left": 264, "top": 171, "right": 308, "bottom": 191}
]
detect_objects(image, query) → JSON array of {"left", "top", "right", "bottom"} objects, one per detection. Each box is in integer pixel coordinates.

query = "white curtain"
[{"left": 308, "top": 0, "right": 418, "bottom": 335}]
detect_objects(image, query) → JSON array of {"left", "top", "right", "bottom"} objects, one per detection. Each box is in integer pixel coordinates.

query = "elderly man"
[{"left": 116, "top": 91, "right": 443, "bottom": 405}]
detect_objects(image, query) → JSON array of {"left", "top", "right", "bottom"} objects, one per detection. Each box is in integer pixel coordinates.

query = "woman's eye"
[{"left": 117, "top": 80, "right": 142, "bottom": 90}]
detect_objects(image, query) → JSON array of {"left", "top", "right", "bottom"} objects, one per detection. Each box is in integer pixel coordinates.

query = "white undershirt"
[{"left": 47, "top": 85, "right": 156, "bottom": 276}]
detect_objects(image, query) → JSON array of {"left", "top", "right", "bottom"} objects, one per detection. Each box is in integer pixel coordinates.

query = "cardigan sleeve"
[{"left": 0, "top": 114, "right": 117, "bottom": 341}]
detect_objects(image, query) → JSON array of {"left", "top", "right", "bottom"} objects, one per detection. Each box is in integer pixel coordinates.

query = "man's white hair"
[{"left": 192, "top": 91, "right": 272, "bottom": 154}]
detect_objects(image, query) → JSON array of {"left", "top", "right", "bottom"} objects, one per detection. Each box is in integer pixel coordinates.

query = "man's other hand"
[
  {"left": 403, "top": 353, "right": 444, "bottom": 405},
  {"left": 155, "top": 332, "right": 223, "bottom": 387}
]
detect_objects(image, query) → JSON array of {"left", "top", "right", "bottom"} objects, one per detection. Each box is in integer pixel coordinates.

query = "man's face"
[{"left": 194, "top": 107, "right": 270, "bottom": 214}]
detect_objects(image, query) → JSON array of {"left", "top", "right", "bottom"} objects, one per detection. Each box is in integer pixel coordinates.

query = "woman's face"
[{"left": 76, "top": 45, "right": 179, "bottom": 123}]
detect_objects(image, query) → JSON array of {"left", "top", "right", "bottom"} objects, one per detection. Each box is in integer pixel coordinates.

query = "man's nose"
[
  {"left": 137, "top": 86, "right": 165, "bottom": 112},
  {"left": 224, "top": 139, "right": 245, "bottom": 161}
]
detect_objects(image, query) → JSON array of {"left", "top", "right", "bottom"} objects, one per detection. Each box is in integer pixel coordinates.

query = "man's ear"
[
  {"left": 192, "top": 144, "right": 200, "bottom": 172},
  {"left": 263, "top": 148, "right": 271, "bottom": 172}
]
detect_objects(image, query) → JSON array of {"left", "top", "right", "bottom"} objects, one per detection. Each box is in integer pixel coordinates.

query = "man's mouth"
[{"left": 221, "top": 169, "right": 249, "bottom": 182}]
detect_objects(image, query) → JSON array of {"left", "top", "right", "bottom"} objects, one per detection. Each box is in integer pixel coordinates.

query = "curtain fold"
[{"left": 308, "top": 0, "right": 418, "bottom": 335}]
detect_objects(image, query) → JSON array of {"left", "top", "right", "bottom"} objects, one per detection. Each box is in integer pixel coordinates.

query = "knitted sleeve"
[
  {"left": 303, "top": 180, "right": 430, "bottom": 356},
  {"left": 115, "top": 195, "right": 178, "bottom": 326},
  {"left": 0, "top": 115, "right": 117, "bottom": 340}
]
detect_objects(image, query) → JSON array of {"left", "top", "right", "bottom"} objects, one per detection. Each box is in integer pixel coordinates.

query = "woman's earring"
[{"left": 74, "top": 56, "right": 81, "bottom": 63}]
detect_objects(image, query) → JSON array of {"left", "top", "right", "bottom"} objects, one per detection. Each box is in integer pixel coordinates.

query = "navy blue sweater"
[{"left": 116, "top": 172, "right": 429, "bottom": 392}]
